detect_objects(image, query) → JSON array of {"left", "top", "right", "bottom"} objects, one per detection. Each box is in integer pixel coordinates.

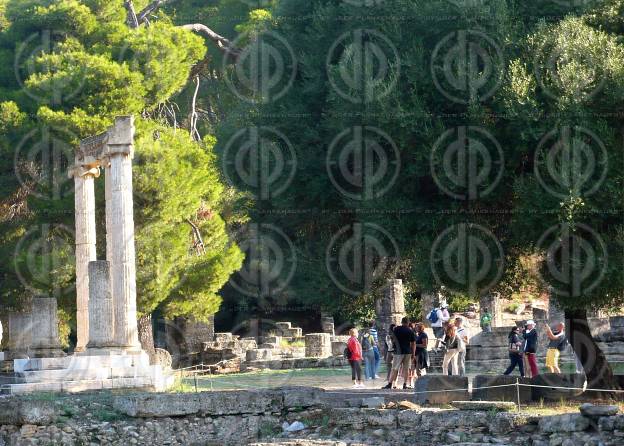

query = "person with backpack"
[
  {"left": 441, "top": 324, "right": 460, "bottom": 375},
  {"left": 503, "top": 326, "right": 525, "bottom": 377},
  {"left": 369, "top": 320, "right": 381, "bottom": 379},
  {"left": 545, "top": 322, "right": 566, "bottom": 373},
  {"left": 480, "top": 308, "right": 493, "bottom": 333},
  {"left": 346, "top": 328, "right": 364, "bottom": 388},
  {"left": 360, "top": 328, "right": 377, "bottom": 381},
  {"left": 428, "top": 303, "right": 449, "bottom": 351}
]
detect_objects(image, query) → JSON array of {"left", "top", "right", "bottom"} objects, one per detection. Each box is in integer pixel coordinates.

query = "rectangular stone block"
[
  {"left": 414, "top": 375, "right": 469, "bottom": 404},
  {"left": 472, "top": 375, "right": 532, "bottom": 403},
  {"left": 531, "top": 373, "right": 585, "bottom": 401}
]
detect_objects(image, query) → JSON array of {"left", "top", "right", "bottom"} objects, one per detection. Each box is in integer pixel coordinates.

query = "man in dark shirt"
[{"left": 382, "top": 317, "right": 416, "bottom": 389}]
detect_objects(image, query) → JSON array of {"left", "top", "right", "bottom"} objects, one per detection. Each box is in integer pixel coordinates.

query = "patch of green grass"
[
  {"left": 259, "top": 421, "right": 279, "bottom": 438},
  {"left": 280, "top": 338, "right": 305, "bottom": 349},
  {"left": 93, "top": 408, "right": 125, "bottom": 422}
]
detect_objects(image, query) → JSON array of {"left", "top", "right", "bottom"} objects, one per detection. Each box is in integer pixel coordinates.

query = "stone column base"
[{"left": 30, "top": 348, "right": 66, "bottom": 358}]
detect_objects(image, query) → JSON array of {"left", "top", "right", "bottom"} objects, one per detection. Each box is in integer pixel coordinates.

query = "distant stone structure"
[
  {"left": 375, "top": 279, "right": 405, "bottom": 356},
  {"left": 480, "top": 291, "right": 503, "bottom": 327},
  {"left": 305, "top": 333, "right": 332, "bottom": 358},
  {"left": 320, "top": 314, "right": 335, "bottom": 336},
  {"left": 30, "top": 298, "right": 64, "bottom": 358}
]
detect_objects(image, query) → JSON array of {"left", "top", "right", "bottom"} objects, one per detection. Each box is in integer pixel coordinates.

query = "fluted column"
[
  {"left": 30, "top": 298, "right": 65, "bottom": 358},
  {"left": 104, "top": 116, "right": 140, "bottom": 351},
  {"left": 72, "top": 162, "right": 99, "bottom": 352}
]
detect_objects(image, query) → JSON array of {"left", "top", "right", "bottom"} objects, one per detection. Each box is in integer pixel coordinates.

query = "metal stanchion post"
[
  {"left": 516, "top": 378, "right": 521, "bottom": 412},
  {"left": 194, "top": 373, "right": 198, "bottom": 393}
]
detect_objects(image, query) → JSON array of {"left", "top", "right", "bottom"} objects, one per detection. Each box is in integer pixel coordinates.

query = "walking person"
[
  {"left": 454, "top": 317, "right": 469, "bottom": 377},
  {"left": 480, "top": 308, "right": 493, "bottom": 333},
  {"left": 382, "top": 317, "right": 416, "bottom": 390},
  {"left": 347, "top": 328, "right": 364, "bottom": 388},
  {"left": 545, "top": 322, "right": 566, "bottom": 374},
  {"left": 428, "top": 303, "right": 450, "bottom": 351},
  {"left": 360, "top": 328, "right": 377, "bottom": 381},
  {"left": 504, "top": 326, "right": 525, "bottom": 377},
  {"left": 413, "top": 322, "right": 429, "bottom": 381},
  {"left": 523, "top": 320, "right": 539, "bottom": 377},
  {"left": 384, "top": 324, "right": 396, "bottom": 381},
  {"left": 441, "top": 325, "right": 460, "bottom": 376},
  {"left": 369, "top": 321, "right": 381, "bottom": 379}
]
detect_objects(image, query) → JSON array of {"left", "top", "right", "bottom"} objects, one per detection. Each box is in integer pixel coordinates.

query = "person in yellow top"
[{"left": 545, "top": 322, "right": 567, "bottom": 373}]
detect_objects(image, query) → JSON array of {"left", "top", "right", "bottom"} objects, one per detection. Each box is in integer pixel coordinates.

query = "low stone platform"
[
  {"left": 472, "top": 375, "right": 532, "bottom": 403},
  {"left": 531, "top": 373, "right": 585, "bottom": 401},
  {"left": 414, "top": 375, "right": 469, "bottom": 404},
  {"left": 243, "top": 356, "right": 348, "bottom": 371},
  {"left": 1, "top": 352, "right": 173, "bottom": 395}
]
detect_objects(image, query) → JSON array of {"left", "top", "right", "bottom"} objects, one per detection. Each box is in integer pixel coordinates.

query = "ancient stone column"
[
  {"left": 420, "top": 291, "right": 436, "bottom": 322},
  {"left": 6, "top": 310, "right": 33, "bottom": 359},
  {"left": 376, "top": 279, "right": 406, "bottom": 355},
  {"left": 480, "top": 291, "right": 503, "bottom": 327},
  {"left": 30, "top": 298, "right": 65, "bottom": 358},
  {"left": 305, "top": 333, "right": 332, "bottom": 358},
  {"left": 104, "top": 116, "right": 141, "bottom": 351},
  {"left": 85, "top": 261, "right": 115, "bottom": 352},
  {"left": 72, "top": 163, "right": 99, "bottom": 352},
  {"left": 320, "top": 314, "right": 335, "bottom": 336}
]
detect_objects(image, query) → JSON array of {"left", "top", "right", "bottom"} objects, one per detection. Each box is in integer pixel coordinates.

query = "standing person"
[
  {"left": 504, "top": 326, "right": 525, "bottom": 377},
  {"left": 545, "top": 322, "right": 566, "bottom": 374},
  {"left": 441, "top": 325, "right": 460, "bottom": 376},
  {"left": 454, "top": 317, "right": 469, "bottom": 377},
  {"left": 360, "top": 328, "right": 377, "bottom": 381},
  {"left": 523, "top": 320, "right": 539, "bottom": 377},
  {"left": 369, "top": 321, "right": 381, "bottom": 379},
  {"left": 413, "top": 322, "right": 429, "bottom": 380},
  {"left": 428, "top": 304, "right": 449, "bottom": 351},
  {"left": 480, "top": 308, "right": 493, "bottom": 333},
  {"left": 384, "top": 324, "right": 396, "bottom": 381},
  {"left": 382, "top": 317, "right": 416, "bottom": 390},
  {"left": 347, "top": 328, "right": 364, "bottom": 388}
]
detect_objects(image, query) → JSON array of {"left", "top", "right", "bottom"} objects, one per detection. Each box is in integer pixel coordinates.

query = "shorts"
[
  {"left": 392, "top": 353, "right": 412, "bottom": 371},
  {"left": 546, "top": 348, "right": 560, "bottom": 369},
  {"left": 432, "top": 327, "right": 444, "bottom": 339}
]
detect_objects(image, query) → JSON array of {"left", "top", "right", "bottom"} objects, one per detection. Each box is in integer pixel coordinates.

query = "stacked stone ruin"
[
  {"left": 375, "top": 279, "right": 406, "bottom": 356},
  {"left": 0, "top": 116, "right": 172, "bottom": 394}
]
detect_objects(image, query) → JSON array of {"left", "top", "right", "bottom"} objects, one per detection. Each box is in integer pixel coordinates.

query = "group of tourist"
[
  {"left": 504, "top": 320, "right": 568, "bottom": 377},
  {"left": 346, "top": 307, "right": 572, "bottom": 389}
]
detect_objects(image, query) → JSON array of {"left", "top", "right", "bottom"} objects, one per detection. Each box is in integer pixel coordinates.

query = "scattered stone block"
[
  {"left": 331, "top": 340, "right": 347, "bottom": 357},
  {"left": 414, "top": 375, "right": 469, "bottom": 404},
  {"left": 531, "top": 373, "right": 585, "bottom": 401},
  {"left": 361, "top": 397, "right": 385, "bottom": 408},
  {"left": 538, "top": 413, "right": 590, "bottom": 433},
  {"left": 451, "top": 401, "right": 516, "bottom": 411},
  {"left": 579, "top": 403, "right": 619, "bottom": 418},
  {"left": 472, "top": 375, "right": 532, "bottom": 403},
  {"left": 246, "top": 349, "right": 273, "bottom": 361}
]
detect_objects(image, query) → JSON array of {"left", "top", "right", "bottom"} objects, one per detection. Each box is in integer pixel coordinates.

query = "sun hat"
[{"left": 526, "top": 320, "right": 535, "bottom": 326}]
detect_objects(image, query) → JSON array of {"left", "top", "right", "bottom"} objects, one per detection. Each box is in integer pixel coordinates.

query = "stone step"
[{"left": 1, "top": 376, "right": 159, "bottom": 395}]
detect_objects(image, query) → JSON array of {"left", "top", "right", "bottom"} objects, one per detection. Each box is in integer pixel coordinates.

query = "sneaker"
[
  {"left": 352, "top": 384, "right": 359, "bottom": 388},
  {"left": 375, "top": 375, "right": 381, "bottom": 379},
  {"left": 357, "top": 383, "right": 366, "bottom": 388},
  {"left": 381, "top": 383, "right": 392, "bottom": 389}
]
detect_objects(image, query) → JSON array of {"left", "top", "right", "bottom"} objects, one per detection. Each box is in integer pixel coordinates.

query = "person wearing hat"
[
  {"left": 428, "top": 302, "right": 450, "bottom": 351},
  {"left": 523, "top": 320, "right": 539, "bottom": 377}
]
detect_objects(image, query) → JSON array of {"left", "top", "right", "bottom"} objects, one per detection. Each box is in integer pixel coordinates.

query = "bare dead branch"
[
  {"left": 124, "top": 1, "right": 139, "bottom": 28},
  {"left": 181, "top": 24, "right": 241, "bottom": 60},
  {"left": 186, "top": 218, "right": 206, "bottom": 256},
  {"left": 189, "top": 75, "right": 201, "bottom": 141},
  {"left": 137, "top": 0, "right": 168, "bottom": 24}
]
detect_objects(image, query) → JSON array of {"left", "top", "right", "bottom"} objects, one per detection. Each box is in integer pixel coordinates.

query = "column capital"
[{"left": 68, "top": 164, "right": 101, "bottom": 179}]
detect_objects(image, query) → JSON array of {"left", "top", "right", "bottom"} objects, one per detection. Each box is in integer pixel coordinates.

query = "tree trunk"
[
  {"left": 138, "top": 313, "right": 156, "bottom": 364},
  {"left": 565, "top": 308, "right": 621, "bottom": 399}
]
